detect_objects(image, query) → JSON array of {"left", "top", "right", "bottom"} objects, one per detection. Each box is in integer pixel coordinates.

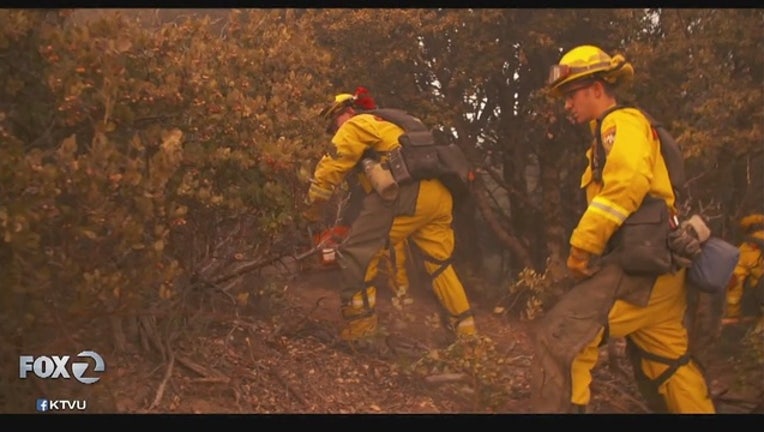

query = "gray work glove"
[
  {"left": 682, "top": 215, "right": 711, "bottom": 243},
  {"left": 668, "top": 225, "right": 702, "bottom": 268}
]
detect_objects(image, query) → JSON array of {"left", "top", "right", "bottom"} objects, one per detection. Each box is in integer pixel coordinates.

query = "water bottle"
[{"left": 361, "top": 158, "right": 399, "bottom": 201}]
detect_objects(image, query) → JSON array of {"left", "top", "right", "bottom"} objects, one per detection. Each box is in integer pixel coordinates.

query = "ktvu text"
[
  {"left": 20, "top": 350, "right": 106, "bottom": 384},
  {"left": 36, "top": 398, "right": 87, "bottom": 412}
]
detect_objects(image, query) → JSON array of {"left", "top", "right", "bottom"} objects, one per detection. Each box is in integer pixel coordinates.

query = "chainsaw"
[{"left": 294, "top": 225, "right": 350, "bottom": 267}]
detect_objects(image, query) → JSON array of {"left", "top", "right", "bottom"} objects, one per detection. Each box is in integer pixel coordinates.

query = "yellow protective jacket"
[
  {"left": 571, "top": 106, "right": 676, "bottom": 255},
  {"left": 308, "top": 113, "right": 404, "bottom": 203},
  {"left": 730, "top": 229, "right": 764, "bottom": 293}
]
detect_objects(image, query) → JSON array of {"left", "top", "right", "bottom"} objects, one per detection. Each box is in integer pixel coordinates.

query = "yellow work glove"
[
  {"left": 566, "top": 246, "right": 599, "bottom": 281},
  {"left": 301, "top": 198, "right": 325, "bottom": 224},
  {"left": 302, "top": 181, "right": 333, "bottom": 223}
]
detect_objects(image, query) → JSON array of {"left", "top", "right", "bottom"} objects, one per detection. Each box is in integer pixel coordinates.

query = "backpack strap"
[
  {"left": 637, "top": 110, "right": 687, "bottom": 202},
  {"left": 592, "top": 104, "right": 628, "bottom": 183},
  {"left": 594, "top": 105, "right": 687, "bottom": 203},
  {"left": 365, "top": 108, "right": 429, "bottom": 133}
]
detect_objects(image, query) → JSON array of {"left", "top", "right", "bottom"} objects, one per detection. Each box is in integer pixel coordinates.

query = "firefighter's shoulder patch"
[{"left": 601, "top": 125, "right": 617, "bottom": 153}]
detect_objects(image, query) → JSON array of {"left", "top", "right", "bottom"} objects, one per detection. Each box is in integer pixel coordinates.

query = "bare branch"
[
  {"left": 471, "top": 176, "right": 532, "bottom": 268},
  {"left": 148, "top": 346, "right": 174, "bottom": 411}
]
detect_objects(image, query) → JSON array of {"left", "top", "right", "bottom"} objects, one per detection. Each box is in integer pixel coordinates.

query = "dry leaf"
[
  {"left": 236, "top": 292, "right": 249, "bottom": 306},
  {"left": 115, "top": 38, "right": 132, "bottom": 53}
]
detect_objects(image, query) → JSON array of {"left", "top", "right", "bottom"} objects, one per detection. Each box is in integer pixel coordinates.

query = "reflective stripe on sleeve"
[{"left": 588, "top": 196, "right": 630, "bottom": 225}]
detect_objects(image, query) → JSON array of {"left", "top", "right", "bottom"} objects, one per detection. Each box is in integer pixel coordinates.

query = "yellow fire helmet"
[
  {"left": 547, "top": 45, "right": 634, "bottom": 97},
  {"left": 319, "top": 93, "right": 356, "bottom": 121},
  {"left": 740, "top": 213, "right": 764, "bottom": 231},
  {"left": 318, "top": 87, "right": 378, "bottom": 134},
  {"left": 318, "top": 87, "right": 377, "bottom": 121}
]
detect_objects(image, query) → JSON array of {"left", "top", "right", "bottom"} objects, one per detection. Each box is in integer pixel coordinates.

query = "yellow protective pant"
[
  {"left": 340, "top": 179, "right": 475, "bottom": 336},
  {"left": 366, "top": 240, "right": 410, "bottom": 296},
  {"left": 389, "top": 240, "right": 410, "bottom": 293},
  {"left": 387, "top": 181, "right": 473, "bottom": 332},
  {"left": 570, "top": 270, "right": 715, "bottom": 413}
]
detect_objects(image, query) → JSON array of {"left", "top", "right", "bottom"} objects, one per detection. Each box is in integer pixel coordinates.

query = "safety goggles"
[
  {"left": 322, "top": 100, "right": 356, "bottom": 135},
  {"left": 319, "top": 97, "right": 356, "bottom": 121},
  {"left": 558, "top": 79, "right": 596, "bottom": 97},
  {"left": 547, "top": 61, "right": 612, "bottom": 86}
]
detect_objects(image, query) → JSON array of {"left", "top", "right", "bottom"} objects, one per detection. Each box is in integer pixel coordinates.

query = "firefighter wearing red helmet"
[{"left": 302, "top": 87, "right": 476, "bottom": 342}]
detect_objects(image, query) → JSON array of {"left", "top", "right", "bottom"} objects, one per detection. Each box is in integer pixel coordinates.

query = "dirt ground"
[{"left": 4, "top": 260, "right": 763, "bottom": 414}]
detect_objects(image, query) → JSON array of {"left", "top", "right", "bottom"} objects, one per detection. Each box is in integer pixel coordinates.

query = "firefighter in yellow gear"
[
  {"left": 531, "top": 45, "right": 714, "bottom": 413},
  {"left": 303, "top": 87, "right": 476, "bottom": 342},
  {"left": 724, "top": 213, "right": 764, "bottom": 323}
]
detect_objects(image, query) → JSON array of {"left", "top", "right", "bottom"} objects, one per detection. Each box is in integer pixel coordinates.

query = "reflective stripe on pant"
[
  {"left": 570, "top": 269, "right": 715, "bottom": 413},
  {"left": 366, "top": 240, "right": 410, "bottom": 296},
  {"left": 387, "top": 240, "right": 410, "bottom": 292}
]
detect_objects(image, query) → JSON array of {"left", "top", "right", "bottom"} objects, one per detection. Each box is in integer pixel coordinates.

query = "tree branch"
[{"left": 471, "top": 175, "right": 532, "bottom": 268}]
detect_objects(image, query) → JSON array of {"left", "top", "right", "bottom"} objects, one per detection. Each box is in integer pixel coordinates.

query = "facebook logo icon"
[{"left": 36, "top": 398, "right": 49, "bottom": 412}]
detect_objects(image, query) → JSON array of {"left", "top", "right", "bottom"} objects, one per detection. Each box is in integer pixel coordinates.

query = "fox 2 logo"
[{"left": 20, "top": 351, "right": 105, "bottom": 384}]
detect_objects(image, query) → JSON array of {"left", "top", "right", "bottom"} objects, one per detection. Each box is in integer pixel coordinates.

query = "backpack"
[{"left": 364, "top": 108, "right": 474, "bottom": 207}]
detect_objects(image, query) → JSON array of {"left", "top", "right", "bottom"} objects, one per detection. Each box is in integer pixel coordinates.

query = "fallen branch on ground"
[
  {"left": 184, "top": 377, "right": 231, "bottom": 384},
  {"left": 149, "top": 348, "right": 175, "bottom": 411},
  {"left": 175, "top": 355, "right": 226, "bottom": 380},
  {"left": 269, "top": 367, "right": 309, "bottom": 408},
  {"left": 424, "top": 373, "right": 469, "bottom": 385}
]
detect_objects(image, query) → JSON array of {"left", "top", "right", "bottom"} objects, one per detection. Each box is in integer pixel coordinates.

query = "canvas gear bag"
[
  {"left": 606, "top": 195, "right": 674, "bottom": 275},
  {"left": 686, "top": 237, "right": 740, "bottom": 294},
  {"left": 365, "top": 108, "right": 474, "bottom": 207}
]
